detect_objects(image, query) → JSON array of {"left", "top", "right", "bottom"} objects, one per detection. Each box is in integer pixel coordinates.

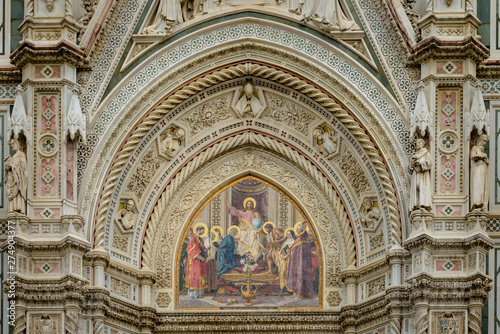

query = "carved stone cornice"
[
  {"left": 407, "top": 272, "right": 492, "bottom": 303},
  {"left": 106, "top": 298, "right": 141, "bottom": 329},
  {"left": 82, "top": 286, "right": 110, "bottom": 316},
  {"left": 10, "top": 40, "right": 88, "bottom": 69},
  {"left": 105, "top": 258, "right": 157, "bottom": 284},
  {"left": 3, "top": 235, "right": 90, "bottom": 253},
  {"left": 340, "top": 296, "right": 389, "bottom": 332},
  {"left": 14, "top": 275, "right": 88, "bottom": 306},
  {"left": 407, "top": 36, "right": 489, "bottom": 65},
  {"left": 477, "top": 60, "right": 500, "bottom": 78},
  {"left": 340, "top": 257, "right": 390, "bottom": 282},
  {"left": 385, "top": 286, "right": 412, "bottom": 313},
  {"left": 155, "top": 312, "right": 342, "bottom": 333},
  {"left": 0, "top": 66, "right": 22, "bottom": 83},
  {"left": 404, "top": 232, "right": 494, "bottom": 252}
]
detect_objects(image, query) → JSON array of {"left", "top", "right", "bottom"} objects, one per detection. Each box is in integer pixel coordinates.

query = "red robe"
[{"left": 185, "top": 235, "right": 208, "bottom": 291}]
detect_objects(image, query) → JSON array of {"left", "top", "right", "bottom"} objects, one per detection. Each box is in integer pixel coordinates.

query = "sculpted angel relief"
[{"left": 177, "top": 177, "right": 321, "bottom": 309}]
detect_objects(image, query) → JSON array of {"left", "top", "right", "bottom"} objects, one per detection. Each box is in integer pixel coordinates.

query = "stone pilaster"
[
  {"left": 7, "top": 0, "right": 88, "bottom": 331},
  {"left": 406, "top": 0, "right": 493, "bottom": 331}
]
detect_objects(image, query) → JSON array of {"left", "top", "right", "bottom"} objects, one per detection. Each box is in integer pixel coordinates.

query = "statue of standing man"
[
  {"left": 470, "top": 134, "right": 489, "bottom": 211},
  {"left": 5, "top": 138, "right": 28, "bottom": 214},
  {"left": 409, "top": 138, "right": 432, "bottom": 211}
]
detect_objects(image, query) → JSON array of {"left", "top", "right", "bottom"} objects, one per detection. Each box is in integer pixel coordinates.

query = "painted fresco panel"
[{"left": 176, "top": 177, "right": 321, "bottom": 309}]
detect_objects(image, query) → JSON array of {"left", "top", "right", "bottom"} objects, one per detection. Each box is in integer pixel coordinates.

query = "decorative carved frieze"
[{"left": 127, "top": 150, "right": 161, "bottom": 198}]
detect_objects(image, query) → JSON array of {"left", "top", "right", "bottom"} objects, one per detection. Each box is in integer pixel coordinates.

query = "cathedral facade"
[{"left": 0, "top": 0, "right": 499, "bottom": 333}]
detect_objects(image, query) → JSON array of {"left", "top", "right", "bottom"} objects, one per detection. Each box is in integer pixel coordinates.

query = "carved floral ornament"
[{"left": 90, "top": 63, "right": 404, "bottom": 258}]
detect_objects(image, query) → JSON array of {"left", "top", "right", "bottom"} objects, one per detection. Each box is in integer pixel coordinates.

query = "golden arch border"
[
  {"left": 174, "top": 174, "right": 324, "bottom": 310},
  {"left": 92, "top": 61, "right": 403, "bottom": 255}
]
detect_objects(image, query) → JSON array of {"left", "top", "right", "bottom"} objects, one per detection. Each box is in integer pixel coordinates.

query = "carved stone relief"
[
  {"left": 127, "top": 150, "right": 161, "bottom": 198},
  {"left": 115, "top": 199, "right": 136, "bottom": 231},
  {"left": 369, "top": 231, "right": 384, "bottom": 251},
  {"left": 156, "top": 292, "right": 171, "bottom": 308},
  {"left": 110, "top": 277, "right": 131, "bottom": 298},
  {"left": 30, "top": 314, "right": 62, "bottom": 334},
  {"left": 158, "top": 127, "right": 185, "bottom": 158},
  {"left": 366, "top": 276, "right": 385, "bottom": 298},
  {"left": 112, "top": 231, "right": 130, "bottom": 254},
  {"left": 326, "top": 291, "right": 342, "bottom": 307},
  {"left": 263, "top": 94, "right": 315, "bottom": 134},
  {"left": 313, "top": 126, "right": 340, "bottom": 158},
  {"left": 336, "top": 150, "right": 370, "bottom": 195},
  {"left": 182, "top": 95, "right": 233, "bottom": 134}
]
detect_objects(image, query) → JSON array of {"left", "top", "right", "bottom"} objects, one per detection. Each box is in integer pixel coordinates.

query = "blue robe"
[{"left": 216, "top": 235, "right": 237, "bottom": 277}]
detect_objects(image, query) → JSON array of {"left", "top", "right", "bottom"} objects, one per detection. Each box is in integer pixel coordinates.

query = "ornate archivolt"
[
  {"left": 90, "top": 63, "right": 404, "bottom": 263},
  {"left": 148, "top": 147, "right": 346, "bottom": 298}
]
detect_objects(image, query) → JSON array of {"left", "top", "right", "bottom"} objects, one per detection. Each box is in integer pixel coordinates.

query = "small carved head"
[
  {"left": 416, "top": 138, "right": 425, "bottom": 150},
  {"left": 244, "top": 82, "right": 254, "bottom": 98},
  {"left": 173, "top": 128, "right": 185, "bottom": 140},
  {"left": 125, "top": 199, "right": 135, "bottom": 211},
  {"left": 362, "top": 197, "right": 373, "bottom": 210},
  {"left": 477, "top": 134, "right": 488, "bottom": 146},
  {"left": 10, "top": 138, "right": 21, "bottom": 152},
  {"left": 313, "top": 127, "right": 324, "bottom": 141}
]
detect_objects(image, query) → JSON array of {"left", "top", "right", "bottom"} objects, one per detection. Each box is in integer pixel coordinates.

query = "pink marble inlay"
[
  {"left": 35, "top": 65, "right": 61, "bottom": 79},
  {"left": 440, "top": 155, "right": 456, "bottom": 193},
  {"left": 41, "top": 96, "right": 57, "bottom": 133},
  {"left": 67, "top": 141, "right": 74, "bottom": 200},
  {"left": 41, "top": 159, "right": 56, "bottom": 196},
  {"left": 440, "top": 92, "right": 457, "bottom": 129},
  {"left": 34, "top": 208, "right": 60, "bottom": 219},
  {"left": 436, "top": 260, "right": 462, "bottom": 271},
  {"left": 34, "top": 262, "right": 60, "bottom": 274}
]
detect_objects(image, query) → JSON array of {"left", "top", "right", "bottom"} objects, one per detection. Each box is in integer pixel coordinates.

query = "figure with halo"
[
  {"left": 186, "top": 223, "right": 209, "bottom": 299},
  {"left": 226, "top": 197, "right": 267, "bottom": 261},
  {"left": 216, "top": 226, "right": 239, "bottom": 277}
]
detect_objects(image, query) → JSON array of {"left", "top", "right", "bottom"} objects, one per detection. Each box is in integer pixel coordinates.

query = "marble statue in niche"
[
  {"left": 235, "top": 82, "right": 262, "bottom": 117},
  {"left": 160, "top": 127, "right": 185, "bottom": 158},
  {"left": 5, "top": 138, "right": 28, "bottom": 214},
  {"left": 470, "top": 134, "right": 489, "bottom": 211},
  {"left": 409, "top": 138, "right": 432, "bottom": 211},
  {"left": 116, "top": 199, "right": 136, "bottom": 230},
  {"left": 313, "top": 126, "right": 338, "bottom": 157}
]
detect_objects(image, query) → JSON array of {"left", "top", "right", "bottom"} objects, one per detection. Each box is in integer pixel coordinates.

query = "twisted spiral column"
[
  {"left": 468, "top": 305, "right": 482, "bottom": 334},
  {"left": 93, "top": 319, "right": 104, "bottom": 334},
  {"left": 13, "top": 310, "right": 26, "bottom": 334},
  {"left": 65, "top": 310, "right": 78, "bottom": 334},
  {"left": 415, "top": 305, "right": 428, "bottom": 334}
]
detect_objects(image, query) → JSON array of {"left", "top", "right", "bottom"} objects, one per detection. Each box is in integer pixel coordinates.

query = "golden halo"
[
  {"left": 193, "top": 222, "right": 208, "bottom": 238},
  {"left": 228, "top": 225, "right": 241, "bottom": 238},
  {"left": 294, "top": 221, "right": 310, "bottom": 235},
  {"left": 262, "top": 221, "right": 276, "bottom": 234},
  {"left": 210, "top": 226, "right": 224, "bottom": 241},
  {"left": 243, "top": 197, "right": 257, "bottom": 209},
  {"left": 284, "top": 227, "right": 295, "bottom": 236}
]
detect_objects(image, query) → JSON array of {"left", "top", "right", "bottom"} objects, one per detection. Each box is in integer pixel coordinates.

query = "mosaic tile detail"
[
  {"left": 0, "top": 84, "right": 17, "bottom": 99},
  {"left": 481, "top": 79, "right": 500, "bottom": 94},
  {"left": 78, "top": 21, "right": 413, "bottom": 184},
  {"left": 356, "top": 0, "right": 416, "bottom": 107},
  {"left": 487, "top": 218, "right": 500, "bottom": 232}
]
